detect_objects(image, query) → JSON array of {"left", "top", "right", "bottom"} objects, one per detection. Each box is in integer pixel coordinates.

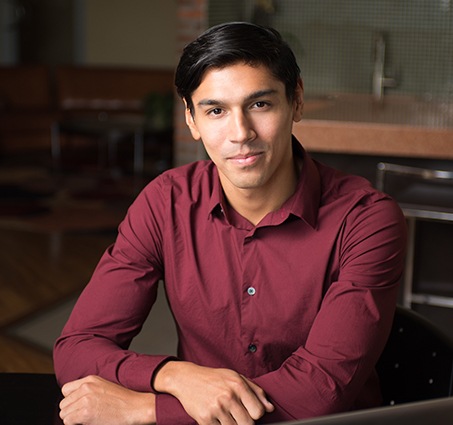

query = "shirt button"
[
  {"left": 248, "top": 344, "right": 257, "bottom": 353},
  {"left": 247, "top": 287, "right": 256, "bottom": 296}
]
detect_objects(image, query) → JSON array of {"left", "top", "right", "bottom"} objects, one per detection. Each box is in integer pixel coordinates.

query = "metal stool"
[{"left": 376, "top": 162, "right": 453, "bottom": 309}]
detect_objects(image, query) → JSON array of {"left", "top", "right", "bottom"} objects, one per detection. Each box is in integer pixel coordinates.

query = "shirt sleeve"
[
  {"left": 53, "top": 180, "right": 177, "bottom": 392},
  {"left": 151, "top": 195, "right": 407, "bottom": 425},
  {"left": 54, "top": 173, "right": 407, "bottom": 424},
  {"left": 250, "top": 195, "right": 407, "bottom": 422}
]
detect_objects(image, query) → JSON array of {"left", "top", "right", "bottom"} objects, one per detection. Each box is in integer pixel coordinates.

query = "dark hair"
[{"left": 175, "top": 22, "right": 301, "bottom": 113}]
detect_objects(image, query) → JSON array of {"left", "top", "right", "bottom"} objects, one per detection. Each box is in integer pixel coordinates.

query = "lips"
[
  {"left": 229, "top": 150, "right": 263, "bottom": 160},
  {"left": 229, "top": 152, "right": 263, "bottom": 166}
]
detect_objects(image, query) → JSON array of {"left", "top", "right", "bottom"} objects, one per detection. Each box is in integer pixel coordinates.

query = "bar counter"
[{"left": 294, "top": 94, "right": 453, "bottom": 160}]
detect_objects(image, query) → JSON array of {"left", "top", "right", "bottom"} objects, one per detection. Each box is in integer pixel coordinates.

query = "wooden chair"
[
  {"left": 0, "top": 65, "right": 55, "bottom": 151},
  {"left": 51, "top": 66, "right": 175, "bottom": 175}
]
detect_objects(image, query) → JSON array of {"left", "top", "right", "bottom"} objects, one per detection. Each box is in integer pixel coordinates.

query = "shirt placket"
[{"left": 240, "top": 228, "right": 262, "bottom": 375}]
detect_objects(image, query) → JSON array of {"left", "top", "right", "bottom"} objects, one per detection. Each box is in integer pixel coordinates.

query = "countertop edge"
[{"left": 293, "top": 120, "right": 453, "bottom": 160}]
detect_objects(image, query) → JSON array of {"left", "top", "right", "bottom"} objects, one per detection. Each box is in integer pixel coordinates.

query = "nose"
[{"left": 228, "top": 110, "right": 256, "bottom": 144}]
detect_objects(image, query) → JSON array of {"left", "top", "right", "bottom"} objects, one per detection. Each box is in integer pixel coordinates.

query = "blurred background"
[{"left": 1, "top": 0, "right": 453, "bottom": 373}]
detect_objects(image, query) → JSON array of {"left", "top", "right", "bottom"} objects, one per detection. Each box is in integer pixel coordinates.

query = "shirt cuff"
[
  {"left": 121, "top": 354, "right": 177, "bottom": 392},
  {"left": 150, "top": 355, "right": 179, "bottom": 391},
  {"left": 156, "top": 393, "right": 195, "bottom": 425}
]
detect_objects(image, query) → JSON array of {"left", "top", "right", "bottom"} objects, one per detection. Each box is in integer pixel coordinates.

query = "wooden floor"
[
  {"left": 0, "top": 228, "right": 117, "bottom": 372},
  {"left": 0, "top": 151, "right": 139, "bottom": 373}
]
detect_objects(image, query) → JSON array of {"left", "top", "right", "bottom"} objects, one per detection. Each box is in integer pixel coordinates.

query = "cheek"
[
  {"left": 198, "top": 133, "right": 224, "bottom": 163},
  {"left": 198, "top": 122, "right": 227, "bottom": 149},
  {"left": 255, "top": 116, "right": 287, "bottom": 142}
]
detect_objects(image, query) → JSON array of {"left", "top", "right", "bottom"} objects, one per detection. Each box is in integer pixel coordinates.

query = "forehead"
[{"left": 192, "top": 62, "right": 285, "bottom": 102}]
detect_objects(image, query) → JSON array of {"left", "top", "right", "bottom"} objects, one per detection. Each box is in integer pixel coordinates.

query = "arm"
[
  {"left": 153, "top": 361, "right": 274, "bottom": 425},
  {"left": 55, "top": 177, "right": 406, "bottom": 423},
  {"left": 59, "top": 376, "right": 156, "bottom": 425},
  {"left": 152, "top": 196, "right": 407, "bottom": 424},
  {"left": 53, "top": 242, "right": 172, "bottom": 393},
  {"left": 53, "top": 178, "right": 271, "bottom": 425},
  {"left": 53, "top": 183, "right": 173, "bottom": 392},
  {"left": 252, "top": 197, "right": 407, "bottom": 422}
]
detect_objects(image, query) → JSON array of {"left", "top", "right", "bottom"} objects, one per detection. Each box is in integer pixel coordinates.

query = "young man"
[{"left": 54, "top": 22, "right": 407, "bottom": 425}]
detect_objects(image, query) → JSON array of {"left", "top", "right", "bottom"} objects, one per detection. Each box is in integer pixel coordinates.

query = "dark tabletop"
[{"left": 0, "top": 373, "right": 63, "bottom": 425}]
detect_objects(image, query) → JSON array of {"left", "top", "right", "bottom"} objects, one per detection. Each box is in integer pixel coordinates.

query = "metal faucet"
[{"left": 372, "top": 33, "right": 397, "bottom": 102}]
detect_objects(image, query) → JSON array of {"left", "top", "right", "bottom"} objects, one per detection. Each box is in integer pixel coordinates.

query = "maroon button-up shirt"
[{"left": 54, "top": 141, "right": 407, "bottom": 424}]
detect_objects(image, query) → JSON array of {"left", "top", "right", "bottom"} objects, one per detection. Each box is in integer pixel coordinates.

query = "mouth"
[{"left": 228, "top": 152, "right": 264, "bottom": 166}]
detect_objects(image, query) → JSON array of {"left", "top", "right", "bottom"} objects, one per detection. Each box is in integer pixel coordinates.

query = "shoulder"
[
  {"left": 311, "top": 162, "right": 407, "bottom": 275},
  {"left": 315, "top": 160, "right": 374, "bottom": 199},
  {"left": 142, "top": 160, "right": 215, "bottom": 200},
  {"left": 123, "top": 160, "right": 218, "bottom": 228},
  {"left": 313, "top": 159, "right": 406, "bottom": 231},
  {"left": 118, "top": 160, "right": 216, "bottom": 241},
  {"left": 315, "top": 159, "right": 390, "bottom": 208}
]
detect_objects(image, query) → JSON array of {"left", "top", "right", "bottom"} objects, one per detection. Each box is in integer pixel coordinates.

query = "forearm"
[
  {"left": 246, "top": 195, "right": 405, "bottom": 420},
  {"left": 150, "top": 283, "right": 397, "bottom": 424},
  {"left": 153, "top": 360, "right": 274, "bottom": 425},
  {"left": 53, "top": 186, "right": 168, "bottom": 389},
  {"left": 252, "top": 353, "right": 366, "bottom": 422},
  {"left": 53, "top": 246, "right": 167, "bottom": 391},
  {"left": 59, "top": 375, "right": 158, "bottom": 425},
  {"left": 251, "top": 285, "right": 398, "bottom": 421},
  {"left": 54, "top": 331, "right": 175, "bottom": 392}
]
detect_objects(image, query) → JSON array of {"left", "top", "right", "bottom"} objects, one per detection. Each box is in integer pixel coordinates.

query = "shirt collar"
[
  {"left": 208, "top": 136, "right": 321, "bottom": 228},
  {"left": 208, "top": 166, "right": 228, "bottom": 219},
  {"left": 283, "top": 137, "right": 320, "bottom": 228}
]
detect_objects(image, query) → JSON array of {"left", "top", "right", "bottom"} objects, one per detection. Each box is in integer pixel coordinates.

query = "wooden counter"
[{"left": 293, "top": 94, "right": 453, "bottom": 160}]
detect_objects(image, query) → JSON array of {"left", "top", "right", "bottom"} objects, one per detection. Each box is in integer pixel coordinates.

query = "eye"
[
  {"left": 253, "top": 101, "right": 270, "bottom": 109},
  {"left": 208, "top": 107, "right": 223, "bottom": 116}
]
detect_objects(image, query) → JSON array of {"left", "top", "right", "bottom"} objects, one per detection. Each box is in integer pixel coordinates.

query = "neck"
[{"left": 223, "top": 158, "right": 301, "bottom": 226}]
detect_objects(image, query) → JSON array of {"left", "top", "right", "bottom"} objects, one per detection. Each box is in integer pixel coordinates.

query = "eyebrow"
[{"left": 197, "top": 89, "right": 278, "bottom": 107}]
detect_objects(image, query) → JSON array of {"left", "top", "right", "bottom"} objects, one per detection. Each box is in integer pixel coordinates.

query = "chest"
[{"left": 163, "top": 216, "right": 341, "bottom": 336}]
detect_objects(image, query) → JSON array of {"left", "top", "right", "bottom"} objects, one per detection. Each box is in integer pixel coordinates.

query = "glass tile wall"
[{"left": 209, "top": 0, "right": 453, "bottom": 101}]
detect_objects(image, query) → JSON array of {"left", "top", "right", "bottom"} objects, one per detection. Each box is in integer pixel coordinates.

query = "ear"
[
  {"left": 292, "top": 78, "right": 304, "bottom": 123},
  {"left": 183, "top": 99, "right": 201, "bottom": 141}
]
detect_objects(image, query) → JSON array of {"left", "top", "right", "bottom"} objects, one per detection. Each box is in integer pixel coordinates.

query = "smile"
[{"left": 229, "top": 152, "right": 263, "bottom": 166}]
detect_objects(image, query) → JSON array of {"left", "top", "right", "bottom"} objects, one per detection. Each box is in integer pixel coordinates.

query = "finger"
[
  {"left": 59, "top": 387, "right": 84, "bottom": 417},
  {"left": 61, "top": 377, "right": 89, "bottom": 397},
  {"left": 61, "top": 375, "right": 102, "bottom": 397},
  {"left": 221, "top": 380, "right": 263, "bottom": 421},
  {"left": 59, "top": 396, "right": 82, "bottom": 425},
  {"left": 59, "top": 395, "right": 70, "bottom": 411},
  {"left": 241, "top": 378, "right": 274, "bottom": 416},
  {"left": 59, "top": 390, "right": 80, "bottom": 412},
  {"left": 244, "top": 378, "right": 274, "bottom": 411},
  {"left": 228, "top": 403, "right": 256, "bottom": 425},
  {"left": 60, "top": 377, "right": 96, "bottom": 410},
  {"left": 238, "top": 393, "right": 265, "bottom": 421},
  {"left": 60, "top": 405, "right": 87, "bottom": 425},
  {"left": 59, "top": 383, "right": 98, "bottom": 425}
]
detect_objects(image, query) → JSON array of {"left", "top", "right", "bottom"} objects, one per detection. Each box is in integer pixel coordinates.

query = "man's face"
[{"left": 185, "top": 62, "right": 304, "bottom": 198}]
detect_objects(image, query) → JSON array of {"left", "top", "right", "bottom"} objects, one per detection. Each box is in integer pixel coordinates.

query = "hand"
[
  {"left": 154, "top": 361, "right": 274, "bottom": 424},
  {"left": 59, "top": 375, "right": 156, "bottom": 425}
]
